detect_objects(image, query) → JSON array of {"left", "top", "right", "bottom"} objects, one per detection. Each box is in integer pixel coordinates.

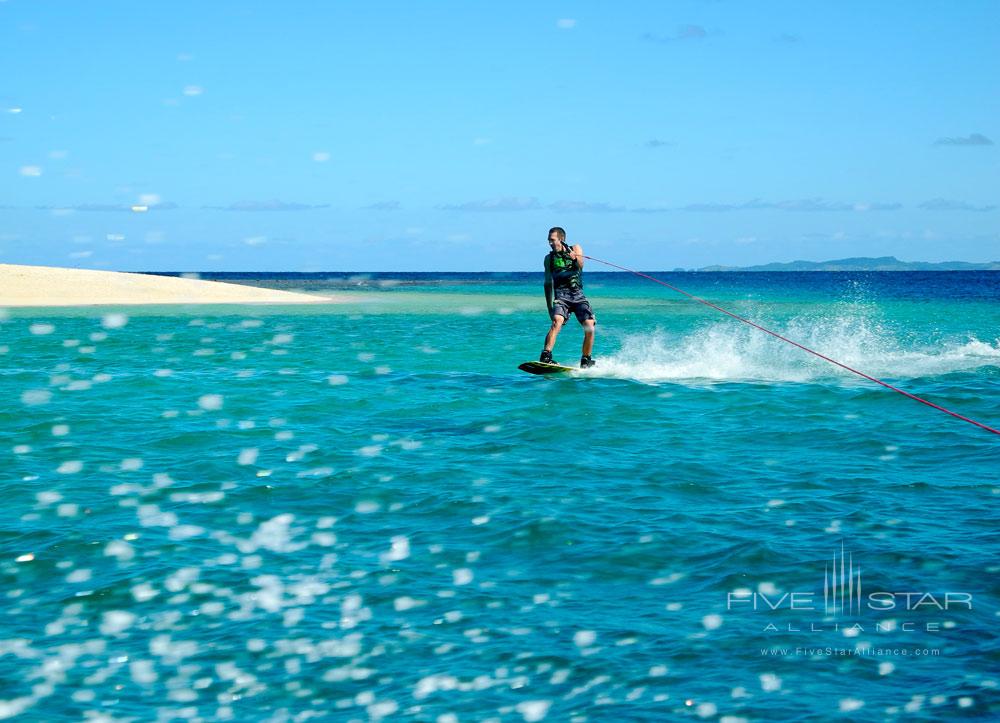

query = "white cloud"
[
  {"left": 919, "top": 198, "right": 996, "bottom": 212},
  {"left": 933, "top": 133, "right": 993, "bottom": 147},
  {"left": 312, "top": 151, "right": 331, "bottom": 162},
  {"left": 549, "top": 199, "right": 625, "bottom": 213},
  {"left": 182, "top": 85, "right": 203, "bottom": 96},
  {"left": 557, "top": 18, "right": 576, "bottom": 29},
  {"left": 364, "top": 200, "right": 400, "bottom": 211},
  {"left": 206, "top": 200, "right": 330, "bottom": 211},
  {"left": 440, "top": 197, "right": 541, "bottom": 212},
  {"left": 678, "top": 198, "right": 902, "bottom": 213},
  {"left": 37, "top": 201, "right": 179, "bottom": 212},
  {"left": 19, "top": 165, "right": 42, "bottom": 177}
]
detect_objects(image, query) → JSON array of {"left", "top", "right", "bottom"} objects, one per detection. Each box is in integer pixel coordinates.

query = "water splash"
[{"left": 593, "top": 313, "right": 1000, "bottom": 383}]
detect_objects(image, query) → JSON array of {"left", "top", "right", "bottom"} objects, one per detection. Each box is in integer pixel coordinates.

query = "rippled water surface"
[{"left": 2, "top": 272, "right": 999, "bottom": 721}]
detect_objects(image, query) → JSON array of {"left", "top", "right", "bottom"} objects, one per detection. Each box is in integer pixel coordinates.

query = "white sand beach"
[{"left": 0, "top": 264, "right": 341, "bottom": 307}]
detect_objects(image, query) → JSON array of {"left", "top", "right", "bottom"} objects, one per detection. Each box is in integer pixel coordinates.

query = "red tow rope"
[{"left": 585, "top": 255, "right": 1000, "bottom": 437}]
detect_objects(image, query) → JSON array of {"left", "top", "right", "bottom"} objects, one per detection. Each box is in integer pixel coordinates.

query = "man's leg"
[
  {"left": 581, "top": 318, "right": 595, "bottom": 357},
  {"left": 544, "top": 315, "right": 565, "bottom": 352}
]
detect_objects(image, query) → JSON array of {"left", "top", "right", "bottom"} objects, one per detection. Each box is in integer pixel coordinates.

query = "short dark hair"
[{"left": 548, "top": 227, "right": 566, "bottom": 241}]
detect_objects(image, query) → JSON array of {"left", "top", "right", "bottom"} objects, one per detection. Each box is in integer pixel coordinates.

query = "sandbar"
[{"left": 0, "top": 264, "right": 341, "bottom": 307}]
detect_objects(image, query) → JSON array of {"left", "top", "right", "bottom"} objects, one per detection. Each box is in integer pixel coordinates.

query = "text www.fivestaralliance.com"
[{"left": 761, "top": 647, "right": 941, "bottom": 657}]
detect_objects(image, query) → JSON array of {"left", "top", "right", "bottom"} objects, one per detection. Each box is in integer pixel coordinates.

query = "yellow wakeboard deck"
[{"left": 518, "top": 361, "right": 576, "bottom": 375}]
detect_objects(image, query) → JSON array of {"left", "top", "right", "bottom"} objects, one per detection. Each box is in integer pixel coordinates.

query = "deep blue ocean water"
[{"left": 2, "top": 271, "right": 999, "bottom": 721}]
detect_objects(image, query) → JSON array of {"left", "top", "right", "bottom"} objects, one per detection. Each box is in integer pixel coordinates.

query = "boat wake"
[{"left": 588, "top": 315, "right": 1000, "bottom": 384}]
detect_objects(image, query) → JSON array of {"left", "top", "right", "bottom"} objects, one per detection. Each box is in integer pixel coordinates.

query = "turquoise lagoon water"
[{"left": 2, "top": 271, "right": 999, "bottom": 721}]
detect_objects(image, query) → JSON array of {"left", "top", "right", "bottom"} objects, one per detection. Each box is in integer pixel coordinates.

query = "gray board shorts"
[{"left": 552, "top": 289, "right": 595, "bottom": 323}]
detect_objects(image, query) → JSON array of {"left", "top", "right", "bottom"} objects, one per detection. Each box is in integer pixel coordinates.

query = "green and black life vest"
[{"left": 548, "top": 246, "right": 583, "bottom": 291}]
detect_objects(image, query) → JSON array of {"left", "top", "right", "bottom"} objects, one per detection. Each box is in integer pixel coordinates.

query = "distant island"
[{"left": 697, "top": 256, "right": 1000, "bottom": 272}]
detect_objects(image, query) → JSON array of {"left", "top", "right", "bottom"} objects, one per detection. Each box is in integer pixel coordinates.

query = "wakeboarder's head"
[{"left": 548, "top": 227, "right": 567, "bottom": 252}]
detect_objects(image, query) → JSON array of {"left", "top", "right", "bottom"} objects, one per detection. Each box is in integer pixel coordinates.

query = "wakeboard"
[{"left": 518, "top": 361, "right": 576, "bottom": 375}]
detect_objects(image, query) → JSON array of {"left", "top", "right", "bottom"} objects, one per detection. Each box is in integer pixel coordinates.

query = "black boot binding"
[{"left": 580, "top": 355, "right": 595, "bottom": 368}]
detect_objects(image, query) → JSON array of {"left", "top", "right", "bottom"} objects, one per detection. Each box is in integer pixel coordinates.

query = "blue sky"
[{"left": 1, "top": 1, "right": 997, "bottom": 271}]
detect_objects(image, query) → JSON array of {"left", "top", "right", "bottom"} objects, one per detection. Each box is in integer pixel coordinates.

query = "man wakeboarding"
[{"left": 540, "top": 226, "right": 596, "bottom": 368}]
